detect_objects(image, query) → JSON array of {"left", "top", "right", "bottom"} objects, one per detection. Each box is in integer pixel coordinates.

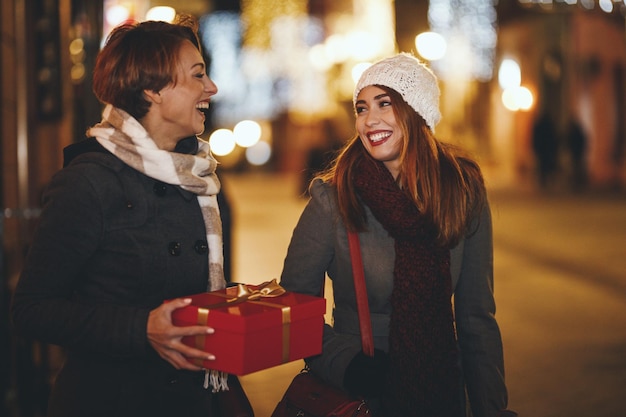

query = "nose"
[
  {"left": 364, "top": 109, "right": 379, "bottom": 126},
  {"left": 204, "top": 76, "right": 218, "bottom": 96}
]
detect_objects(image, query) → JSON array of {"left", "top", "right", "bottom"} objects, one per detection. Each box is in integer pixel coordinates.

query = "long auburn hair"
[{"left": 317, "top": 86, "right": 486, "bottom": 248}]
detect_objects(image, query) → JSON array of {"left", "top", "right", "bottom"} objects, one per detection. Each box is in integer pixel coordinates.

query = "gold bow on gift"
[
  {"left": 206, "top": 279, "right": 286, "bottom": 309},
  {"left": 194, "top": 278, "right": 292, "bottom": 367},
  {"left": 231, "top": 278, "right": 286, "bottom": 301}
]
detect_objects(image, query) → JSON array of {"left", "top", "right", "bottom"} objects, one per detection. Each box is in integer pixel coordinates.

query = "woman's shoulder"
[
  {"left": 51, "top": 140, "right": 132, "bottom": 197},
  {"left": 63, "top": 138, "right": 123, "bottom": 171},
  {"left": 304, "top": 178, "right": 341, "bottom": 218},
  {"left": 309, "top": 178, "right": 337, "bottom": 203},
  {"left": 310, "top": 177, "right": 331, "bottom": 191}
]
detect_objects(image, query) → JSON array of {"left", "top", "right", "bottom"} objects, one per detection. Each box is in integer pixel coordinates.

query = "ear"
[{"left": 144, "top": 89, "right": 162, "bottom": 104}]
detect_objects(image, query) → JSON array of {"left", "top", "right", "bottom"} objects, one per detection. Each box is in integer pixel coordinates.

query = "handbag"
[
  {"left": 214, "top": 374, "right": 255, "bottom": 417},
  {"left": 271, "top": 231, "right": 373, "bottom": 417},
  {"left": 270, "top": 369, "right": 369, "bottom": 417}
]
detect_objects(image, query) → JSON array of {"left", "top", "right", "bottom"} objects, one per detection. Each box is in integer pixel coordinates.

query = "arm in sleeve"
[
  {"left": 453, "top": 201, "right": 510, "bottom": 417},
  {"left": 280, "top": 181, "right": 363, "bottom": 390},
  {"left": 279, "top": 181, "right": 334, "bottom": 297},
  {"left": 11, "top": 165, "right": 150, "bottom": 358}
]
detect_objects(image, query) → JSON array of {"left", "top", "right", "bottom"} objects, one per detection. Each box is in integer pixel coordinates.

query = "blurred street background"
[{"left": 3, "top": 0, "right": 626, "bottom": 416}]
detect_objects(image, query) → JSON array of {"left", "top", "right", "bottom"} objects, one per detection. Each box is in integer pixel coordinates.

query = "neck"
[{"left": 139, "top": 112, "right": 180, "bottom": 151}]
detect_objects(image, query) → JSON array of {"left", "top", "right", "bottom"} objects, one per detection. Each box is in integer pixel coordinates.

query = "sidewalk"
[
  {"left": 488, "top": 187, "right": 626, "bottom": 295},
  {"left": 486, "top": 186, "right": 626, "bottom": 417}
]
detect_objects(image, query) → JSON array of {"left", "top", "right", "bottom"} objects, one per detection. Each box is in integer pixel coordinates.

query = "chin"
[{"left": 194, "top": 121, "right": 205, "bottom": 136}]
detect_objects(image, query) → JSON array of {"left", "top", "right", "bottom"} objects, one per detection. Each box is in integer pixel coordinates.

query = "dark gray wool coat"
[
  {"left": 280, "top": 179, "right": 509, "bottom": 417},
  {"left": 11, "top": 138, "right": 218, "bottom": 417}
]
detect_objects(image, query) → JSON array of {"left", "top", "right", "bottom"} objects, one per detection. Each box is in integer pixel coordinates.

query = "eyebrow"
[
  {"left": 190, "top": 62, "right": 205, "bottom": 71},
  {"left": 355, "top": 93, "right": 390, "bottom": 106}
]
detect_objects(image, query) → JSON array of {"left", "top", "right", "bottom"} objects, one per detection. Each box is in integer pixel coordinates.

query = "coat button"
[
  {"left": 194, "top": 239, "right": 208, "bottom": 254},
  {"left": 168, "top": 241, "right": 181, "bottom": 256},
  {"left": 153, "top": 182, "right": 167, "bottom": 196}
]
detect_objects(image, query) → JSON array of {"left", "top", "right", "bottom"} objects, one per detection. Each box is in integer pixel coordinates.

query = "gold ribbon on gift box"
[{"left": 193, "top": 279, "right": 291, "bottom": 367}]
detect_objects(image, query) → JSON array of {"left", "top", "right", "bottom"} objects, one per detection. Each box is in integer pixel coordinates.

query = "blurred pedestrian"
[
  {"left": 301, "top": 118, "right": 344, "bottom": 195},
  {"left": 532, "top": 112, "right": 559, "bottom": 189},
  {"left": 11, "top": 17, "right": 235, "bottom": 417},
  {"left": 280, "top": 53, "right": 515, "bottom": 417},
  {"left": 566, "top": 119, "right": 587, "bottom": 190}
]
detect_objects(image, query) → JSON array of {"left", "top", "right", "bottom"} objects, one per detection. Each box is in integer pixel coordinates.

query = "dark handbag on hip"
[
  {"left": 271, "top": 232, "right": 373, "bottom": 417},
  {"left": 270, "top": 369, "right": 369, "bottom": 417}
]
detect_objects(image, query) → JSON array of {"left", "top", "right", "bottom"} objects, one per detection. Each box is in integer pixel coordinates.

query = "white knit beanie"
[{"left": 354, "top": 53, "right": 441, "bottom": 132}]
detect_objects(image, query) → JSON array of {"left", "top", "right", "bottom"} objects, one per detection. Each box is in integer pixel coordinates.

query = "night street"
[
  {"left": 3, "top": 2, "right": 626, "bottom": 417},
  {"left": 223, "top": 172, "right": 626, "bottom": 417}
]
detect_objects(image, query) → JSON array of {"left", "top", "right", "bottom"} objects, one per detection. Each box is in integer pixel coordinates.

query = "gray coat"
[
  {"left": 11, "top": 139, "right": 216, "bottom": 417},
  {"left": 280, "top": 179, "right": 508, "bottom": 417}
]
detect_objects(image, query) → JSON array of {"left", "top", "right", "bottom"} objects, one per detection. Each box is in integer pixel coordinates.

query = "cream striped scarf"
[{"left": 88, "top": 104, "right": 228, "bottom": 391}]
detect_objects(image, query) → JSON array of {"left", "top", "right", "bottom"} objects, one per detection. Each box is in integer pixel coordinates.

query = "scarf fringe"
[{"left": 203, "top": 369, "right": 229, "bottom": 392}]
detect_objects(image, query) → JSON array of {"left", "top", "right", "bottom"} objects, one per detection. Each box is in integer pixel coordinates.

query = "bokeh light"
[
  {"left": 345, "top": 31, "right": 383, "bottom": 61},
  {"left": 351, "top": 62, "right": 372, "bottom": 84},
  {"left": 308, "top": 44, "right": 332, "bottom": 71},
  {"left": 209, "top": 129, "right": 236, "bottom": 156},
  {"left": 233, "top": 120, "right": 262, "bottom": 148},
  {"left": 515, "top": 86, "right": 534, "bottom": 110},
  {"left": 502, "top": 86, "right": 533, "bottom": 111},
  {"left": 415, "top": 32, "right": 447, "bottom": 61},
  {"left": 245, "top": 141, "right": 272, "bottom": 166},
  {"left": 498, "top": 58, "right": 521, "bottom": 90},
  {"left": 105, "top": 5, "right": 129, "bottom": 27},
  {"left": 146, "top": 6, "right": 176, "bottom": 22}
]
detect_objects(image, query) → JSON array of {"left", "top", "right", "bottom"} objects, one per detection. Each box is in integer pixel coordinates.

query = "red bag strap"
[{"left": 347, "top": 231, "right": 374, "bottom": 357}]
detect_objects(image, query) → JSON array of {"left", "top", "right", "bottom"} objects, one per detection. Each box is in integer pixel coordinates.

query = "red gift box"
[{"left": 170, "top": 280, "right": 326, "bottom": 375}]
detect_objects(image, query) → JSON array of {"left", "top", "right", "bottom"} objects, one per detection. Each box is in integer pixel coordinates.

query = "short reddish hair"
[{"left": 92, "top": 16, "right": 201, "bottom": 119}]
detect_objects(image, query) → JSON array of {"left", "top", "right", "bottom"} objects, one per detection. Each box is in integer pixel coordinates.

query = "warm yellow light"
[
  {"left": 345, "top": 31, "right": 382, "bottom": 61},
  {"left": 309, "top": 44, "right": 332, "bottom": 71},
  {"left": 498, "top": 58, "right": 521, "bottom": 90},
  {"left": 233, "top": 120, "right": 262, "bottom": 148},
  {"left": 209, "top": 129, "right": 236, "bottom": 156},
  {"left": 351, "top": 62, "right": 372, "bottom": 84},
  {"left": 70, "top": 63, "right": 86, "bottom": 83},
  {"left": 69, "top": 38, "right": 84, "bottom": 56},
  {"left": 516, "top": 86, "right": 533, "bottom": 110},
  {"left": 502, "top": 86, "right": 534, "bottom": 112},
  {"left": 105, "top": 5, "right": 129, "bottom": 27},
  {"left": 415, "top": 32, "right": 447, "bottom": 61},
  {"left": 241, "top": 0, "right": 307, "bottom": 49},
  {"left": 324, "top": 34, "right": 349, "bottom": 64},
  {"left": 502, "top": 89, "right": 518, "bottom": 111},
  {"left": 146, "top": 6, "right": 176, "bottom": 23}
]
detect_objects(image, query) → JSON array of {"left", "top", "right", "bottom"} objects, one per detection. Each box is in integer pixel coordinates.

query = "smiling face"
[
  {"left": 355, "top": 85, "right": 405, "bottom": 179},
  {"left": 146, "top": 40, "right": 217, "bottom": 150}
]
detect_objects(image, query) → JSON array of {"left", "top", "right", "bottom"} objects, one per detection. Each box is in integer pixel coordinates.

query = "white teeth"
[
  {"left": 369, "top": 132, "right": 391, "bottom": 142},
  {"left": 196, "top": 101, "right": 209, "bottom": 110}
]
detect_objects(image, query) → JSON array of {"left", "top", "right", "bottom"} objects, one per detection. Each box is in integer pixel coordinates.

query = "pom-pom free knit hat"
[{"left": 354, "top": 53, "right": 441, "bottom": 132}]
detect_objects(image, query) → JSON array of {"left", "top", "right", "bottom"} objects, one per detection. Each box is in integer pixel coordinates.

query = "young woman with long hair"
[{"left": 279, "top": 53, "right": 515, "bottom": 417}]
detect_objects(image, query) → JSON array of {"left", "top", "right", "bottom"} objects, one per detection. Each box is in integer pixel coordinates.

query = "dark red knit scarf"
[{"left": 353, "top": 157, "right": 462, "bottom": 417}]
